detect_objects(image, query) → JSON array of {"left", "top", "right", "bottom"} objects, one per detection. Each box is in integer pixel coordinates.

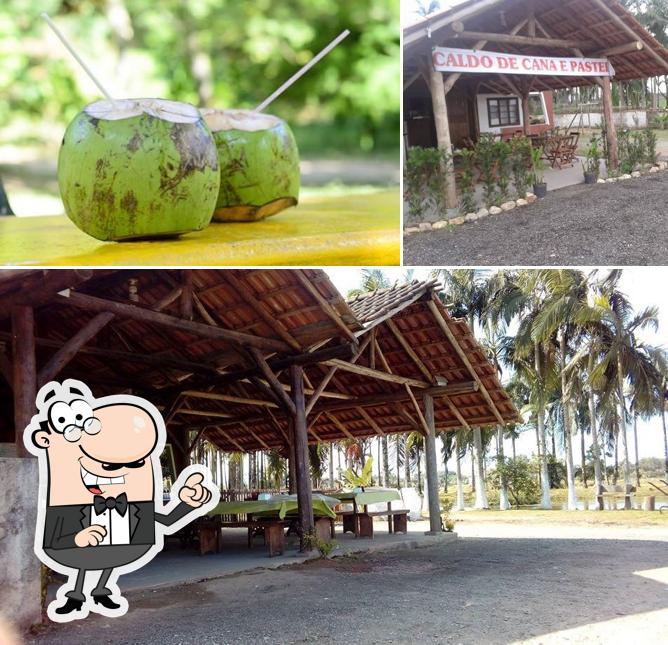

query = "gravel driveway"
[
  {"left": 29, "top": 523, "right": 668, "bottom": 644},
  {"left": 404, "top": 173, "right": 668, "bottom": 266}
]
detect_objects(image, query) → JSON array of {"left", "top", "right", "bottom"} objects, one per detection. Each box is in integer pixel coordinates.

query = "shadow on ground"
[{"left": 28, "top": 533, "right": 668, "bottom": 644}]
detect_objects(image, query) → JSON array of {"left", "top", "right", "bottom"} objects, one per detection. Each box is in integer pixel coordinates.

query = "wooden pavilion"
[
  {"left": 0, "top": 269, "right": 519, "bottom": 546},
  {"left": 404, "top": 0, "right": 668, "bottom": 207}
]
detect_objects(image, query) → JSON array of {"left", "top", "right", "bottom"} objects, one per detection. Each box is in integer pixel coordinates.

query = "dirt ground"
[
  {"left": 404, "top": 172, "right": 668, "bottom": 266},
  {"left": 27, "top": 521, "right": 668, "bottom": 644}
]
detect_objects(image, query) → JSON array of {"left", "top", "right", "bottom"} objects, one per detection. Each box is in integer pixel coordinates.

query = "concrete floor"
[{"left": 46, "top": 520, "right": 453, "bottom": 599}]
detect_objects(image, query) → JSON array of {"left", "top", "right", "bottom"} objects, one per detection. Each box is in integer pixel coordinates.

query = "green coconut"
[
  {"left": 58, "top": 98, "right": 220, "bottom": 241},
  {"left": 201, "top": 109, "right": 300, "bottom": 222}
]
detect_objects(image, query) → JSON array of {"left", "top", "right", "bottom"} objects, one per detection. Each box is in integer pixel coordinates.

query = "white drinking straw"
[
  {"left": 254, "top": 29, "right": 351, "bottom": 112},
  {"left": 41, "top": 12, "right": 113, "bottom": 99}
]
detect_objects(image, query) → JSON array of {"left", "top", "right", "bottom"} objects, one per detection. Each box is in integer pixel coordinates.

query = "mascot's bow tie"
[{"left": 93, "top": 492, "right": 128, "bottom": 516}]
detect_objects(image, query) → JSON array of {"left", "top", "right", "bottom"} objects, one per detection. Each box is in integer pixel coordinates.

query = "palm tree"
[
  {"left": 533, "top": 270, "right": 593, "bottom": 510},
  {"left": 588, "top": 277, "right": 660, "bottom": 503}
]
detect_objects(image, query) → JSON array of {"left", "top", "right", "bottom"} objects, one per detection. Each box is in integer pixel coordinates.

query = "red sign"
[{"left": 432, "top": 47, "right": 613, "bottom": 77}]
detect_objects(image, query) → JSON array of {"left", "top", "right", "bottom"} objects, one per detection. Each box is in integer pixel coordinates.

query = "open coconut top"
[
  {"left": 201, "top": 109, "right": 282, "bottom": 133},
  {"left": 85, "top": 98, "right": 201, "bottom": 124}
]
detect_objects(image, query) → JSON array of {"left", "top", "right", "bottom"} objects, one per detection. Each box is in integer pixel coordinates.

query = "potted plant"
[
  {"left": 582, "top": 135, "right": 601, "bottom": 184},
  {"left": 530, "top": 146, "right": 547, "bottom": 198}
]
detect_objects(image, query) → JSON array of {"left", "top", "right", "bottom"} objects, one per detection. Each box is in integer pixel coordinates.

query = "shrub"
[
  {"left": 510, "top": 137, "right": 532, "bottom": 198},
  {"left": 457, "top": 148, "right": 477, "bottom": 214},
  {"left": 475, "top": 134, "right": 499, "bottom": 208},
  {"left": 494, "top": 140, "right": 512, "bottom": 203},
  {"left": 583, "top": 135, "right": 602, "bottom": 177},
  {"left": 403, "top": 147, "right": 452, "bottom": 217},
  {"left": 547, "top": 455, "right": 567, "bottom": 489},
  {"left": 490, "top": 456, "right": 540, "bottom": 506},
  {"left": 530, "top": 146, "right": 546, "bottom": 185},
  {"left": 643, "top": 128, "right": 658, "bottom": 165}
]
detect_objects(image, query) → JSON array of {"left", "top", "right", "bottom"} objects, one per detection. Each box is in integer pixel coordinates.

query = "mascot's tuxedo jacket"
[{"left": 43, "top": 500, "right": 191, "bottom": 549}]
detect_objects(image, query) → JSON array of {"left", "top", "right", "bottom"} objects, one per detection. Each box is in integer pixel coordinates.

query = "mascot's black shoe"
[
  {"left": 54, "top": 598, "right": 83, "bottom": 615},
  {"left": 93, "top": 595, "right": 121, "bottom": 610}
]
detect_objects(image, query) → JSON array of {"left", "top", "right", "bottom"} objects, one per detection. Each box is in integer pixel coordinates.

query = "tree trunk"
[
  {"left": 587, "top": 350, "right": 604, "bottom": 510},
  {"left": 616, "top": 356, "right": 632, "bottom": 506},
  {"left": 382, "top": 436, "right": 390, "bottom": 487},
  {"left": 580, "top": 420, "right": 587, "bottom": 488},
  {"left": 0, "top": 176, "right": 14, "bottom": 216},
  {"left": 471, "top": 448, "right": 476, "bottom": 492},
  {"left": 444, "top": 451, "right": 448, "bottom": 494},
  {"left": 662, "top": 397, "right": 668, "bottom": 482},
  {"left": 405, "top": 436, "right": 412, "bottom": 485},
  {"left": 497, "top": 426, "right": 510, "bottom": 510},
  {"left": 396, "top": 437, "right": 402, "bottom": 488},
  {"left": 329, "top": 444, "right": 334, "bottom": 489},
  {"left": 416, "top": 449, "right": 423, "bottom": 495},
  {"left": 535, "top": 342, "right": 552, "bottom": 509},
  {"left": 560, "top": 331, "right": 578, "bottom": 510},
  {"left": 511, "top": 435, "right": 517, "bottom": 460},
  {"left": 633, "top": 413, "right": 641, "bottom": 488},
  {"left": 454, "top": 437, "right": 465, "bottom": 510},
  {"left": 473, "top": 427, "right": 489, "bottom": 509}
]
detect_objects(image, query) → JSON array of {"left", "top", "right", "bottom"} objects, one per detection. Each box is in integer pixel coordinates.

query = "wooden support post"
[
  {"left": 601, "top": 75, "right": 619, "bottom": 170},
  {"left": 180, "top": 270, "right": 193, "bottom": 320},
  {"left": 426, "top": 57, "right": 458, "bottom": 209},
  {"left": 12, "top": 306, "right": 36, "bottom": 457},
  {"left": 290, "top": 365, "right": 314, "bottom": 551},
  {"left": 423, "top": 394, "right": 442, "bottom": 534}
]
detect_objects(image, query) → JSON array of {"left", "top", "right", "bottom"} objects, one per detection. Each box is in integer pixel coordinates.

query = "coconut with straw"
[
  {"left": 44, "top": 14, "right": 220, "bottom": 241},
  {"left": 203, "top": 30, "right": 350, "bottom": 222}
]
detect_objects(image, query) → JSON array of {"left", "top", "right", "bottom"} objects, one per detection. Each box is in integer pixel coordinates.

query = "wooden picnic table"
[
  {"left": 0, "top": 190, "right": 399, "bottom": 266},
  {"left": 331, "top": 488, "right": 405, "bottom": 538}
]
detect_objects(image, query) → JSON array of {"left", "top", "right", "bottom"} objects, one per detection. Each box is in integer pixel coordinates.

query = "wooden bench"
[
  {"left": 247, "top": 518, "right": 288, "bottom": 557},
  {"left": 338, "top": 509, "right": 409, "bottom": 538},
  {"left": 599, "top": 484, "right": 636, "bottom": 510}
]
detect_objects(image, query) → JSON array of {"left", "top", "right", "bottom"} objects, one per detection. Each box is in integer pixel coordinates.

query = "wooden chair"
[
  {"left": 560, "top": 132, "right": 580, "bottom": 167},
  {"left": 544, "top": 136, "right": 566, "bottom": 169}
]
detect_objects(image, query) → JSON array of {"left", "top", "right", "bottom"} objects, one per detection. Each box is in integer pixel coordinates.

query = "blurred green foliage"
[{"left": 0, "top": 0, "right": 399, "bottom": 156}]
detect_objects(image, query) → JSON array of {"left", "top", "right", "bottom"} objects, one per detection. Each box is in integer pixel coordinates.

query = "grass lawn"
[{"left": 439, "top": 478, "right": 668, "bottom": 526}]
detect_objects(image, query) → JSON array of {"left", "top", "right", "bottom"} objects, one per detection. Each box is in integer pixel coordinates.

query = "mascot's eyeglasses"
[{"left": 63, "top": 417, "right": 102, "bottom": 443}]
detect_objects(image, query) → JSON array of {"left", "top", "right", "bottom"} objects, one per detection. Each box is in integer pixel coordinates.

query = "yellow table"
[{"left": 0, "top": 190, "right": 399, "bottom": 266}]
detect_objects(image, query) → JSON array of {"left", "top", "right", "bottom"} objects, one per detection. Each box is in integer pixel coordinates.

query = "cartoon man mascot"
[{"left": 23, "top": 379, "right": 219, "bottom": 623}]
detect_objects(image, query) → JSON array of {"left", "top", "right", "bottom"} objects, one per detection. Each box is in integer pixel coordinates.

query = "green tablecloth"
[
  {"left": 213, "top": 493, "right": 338, "bottom": 519},
  {"left": 331, "top": 488, "right": 401, "bottom": 507}
]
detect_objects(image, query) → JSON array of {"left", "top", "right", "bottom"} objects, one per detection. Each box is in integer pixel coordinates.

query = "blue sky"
[{"left": 326, "top": 268, "right": 668, "bottom": 463}]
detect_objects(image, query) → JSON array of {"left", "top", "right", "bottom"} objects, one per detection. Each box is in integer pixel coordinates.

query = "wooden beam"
[
  {"left": 403, "top": 0, "right": 507, "bottom": 48},
  {"left": 38, "top": 312, "right": 114, "bottom": 386},
  {"left": 0, "top": 269, "right": 95, "bottom": 309},
  {"left": 314, "top": 381, "right": 478, "bottom": 413},
  {"left": 0, "top": 347, "right": 13, "bottom": 390},
  {"left": 374, "top": 337, "right": 393, "bottom": 375},
  {"left": 324, "top": 358, "right": 429, "bottom": 389},
  {"left": 443, "top": 395, "right": 471, "bottom": 430},
  {"left": 357, "top": 407, "right": 385, "bottom": 436},
  {"left": 182, "top": 390, "right": 278, "bottom": 408},
  {"left": 453, "top": 29, "right": 593, "bottom": 50},
  {"left": 294, "top": 270, "right": 358, "bottom": 345},
  {"left": 386, "top": 319, "right": 435, "bottom": 384},
  {"left": 304, "top": 334, "right": 372, "bottom": 415},
  {"left": 594, "top": 41, "right": 643, "bottom": 58},
  {"left": 290, "top": 365, "right": 314, "bottom": 550},
  {"left": 249, "top": 347, "right": 296, "bottom": 415},
  {"left": 324, "top": 411, "right": 356, "bottom": 440},
  {"left": 215, "top": 426, "right": 247, "bottom": 452},
  {"left": 12, "top": 306, "right": 35, "bottom": 457},
  {"left": 224, "top": 271, "right": 301, "bottom": 351},
  {"left": 427, "top": 298, "right": 507, "bottom": 427},
  {"left": 180, "top": 270, "right": 193, "bottom": 320},
  {"left": 589, "top": 0, "right": 668, "bottom": 73},
  {"left": 153, "top": 287, "right": 183, "bottom": 312},
  {"left": 57, "top": 290, "right": 291, "bottom": 354},
  {"left": 177, "top": 409, "right": 236, "bottom": 419},
  {"left": 369, "top": 329, "right": 376, "bottom": 370},
  {"left": 240, "top": 421, "right": 271, "bottom": 450},
  {"left": 404, "top": 384, "right": 430, "bottom": 436}
]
